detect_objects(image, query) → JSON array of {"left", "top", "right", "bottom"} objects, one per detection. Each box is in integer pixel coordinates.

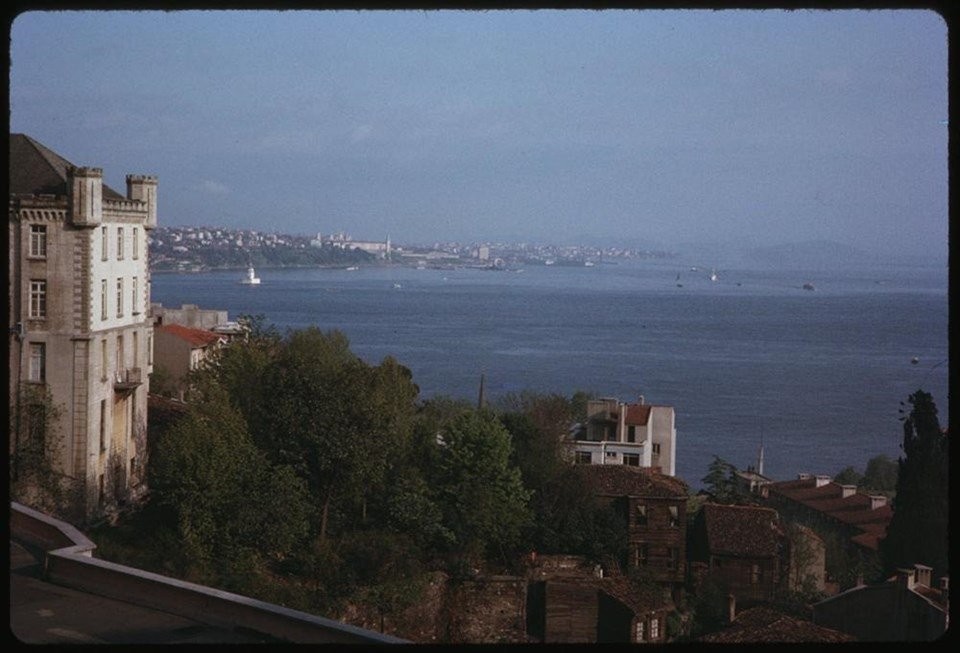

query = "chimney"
[
  {"left": 896, "top": 568, "right": 916, "bottom": 591},
  {"left": 839, "top": 484, "right": 857, "bottom": 498},
  {"left": 815, "top": 474, "right": 831, "bottom": 488},
  {"left": 914, "top": 564, "right": 932, "bottom": 588},
  {"left": 637, "top": 395, "right": 645, "bottom": 405},
  {"left": 869, "top": 495, "right": 887, "bottom": 510},
  {"left": 940, "top": 577, "right": 949, "bottom": 604}
]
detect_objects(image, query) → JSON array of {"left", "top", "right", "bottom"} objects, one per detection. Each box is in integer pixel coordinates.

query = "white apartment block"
[
  {"left": 572, "top": 397, "right": 677, "bottom": 476},
  {"left": 9, "top": 134, "right": 157, "bottom": 522}
]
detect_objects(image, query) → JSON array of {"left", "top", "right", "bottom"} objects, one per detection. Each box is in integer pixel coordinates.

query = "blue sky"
[{"left": 10, "top": 9, "right": 948, "bottom": 258}]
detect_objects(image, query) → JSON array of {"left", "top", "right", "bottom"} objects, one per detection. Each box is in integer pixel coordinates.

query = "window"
[
  {"left": 635, "top": 544, "right": 649, "bottom": 567},
  {"left": 605, "top": 451, "right": 618, "bottom": 459},
  {"left": 147, "top": 334, "right": 153, "bottom": 365},
  {"left": 28, "top": 343, "right": 46, "bottom": 382},
  {"left": 132, "top": 227, "right": 139, "bottom": 259},
  {"left": 29, "top": 280, "right": 47, "bottom": 318},
  {"left": 650, "top": 618, "right": 659, "bottom": 640},
  {"left": 101, "top": 226, "right": 108, "bottom": 260},
  {"left": 133, "top": 331, "right": 139, "bottom": 364},
  {"left": 117, "top": 227, "right": 124, "bottom": 259},
  {"left": 652, "top": 442, "right": 661, "bottom": 455},
  {"left": 636, "top": 504, "right": 648, "bottom": 526},
  {"left": 627, "top": 425, "right": 636, "bottom": 443},
  {"left": 29, "top": 225, "right": 47, "bottom": 257},
  {"left": 669, "top": 505, "right": 680, "bottom": 527},
  {"left": 751, "top": 564, "right": 762, "bottom": 585},
  {"left": 131, "top": 277, "right": 138, "bottom": 314},
  {"left": 116, "top": 278, "right": 124, "bottom": 317},
  {"left": 116, "top": 335, "right": 124, "bottom": 373},
  {"left": 101, "top": 339, "right": 108, "bottom": 381},
  {"left": 576, "top": 451, "right": 592, "bottom": 464},
  {"left": 623, "top": 453, "right": 640, "bottom": 467},
  {"left": 635, "top": 621, "right": 644, "bottom": 642},
  {"left": 100, "top": 399, "right": 107, "bottom": 452},
  {"left": 101, "top": 279, "right": 108, "bottom": 320}
]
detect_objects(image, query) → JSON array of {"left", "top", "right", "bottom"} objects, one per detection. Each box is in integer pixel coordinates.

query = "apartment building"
[
  {"left": 9, "top": 133, "right": 156, "bottom": 522},
  {"left": 571, "top": 397, "right": 677, "bottom": 476}
]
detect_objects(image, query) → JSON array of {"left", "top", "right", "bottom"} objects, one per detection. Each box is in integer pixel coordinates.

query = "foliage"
[
  {"left": 686, "top": 578, "right": 731, "bottom": 639},
  {"left": 833, "top": 465, "right": 863, "bottom": 486},
  {"left": 148, "top": 382, "right": 311, "bottom": 586},
  {"left": 861, "top": 454, "right": 898, "bottom": 494},
  {"left": 430, "top": 410, "right": 532, "bottom": 561},
  {"left": 254, "top": 327, "right": 418, "bottom": 538},
  {"left": 9, "top": 383, "right": 77, "bottom": 518},
  {"left": 700, "top": 455, "right": 743, "bottom": 504},
  {"left": 880, "top": 390, "right": 949, "bottom": 579}
]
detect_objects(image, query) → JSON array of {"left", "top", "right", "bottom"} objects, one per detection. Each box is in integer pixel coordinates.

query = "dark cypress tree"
[{"left": 879, "top": 390, "right": 949, "bottom": 579}]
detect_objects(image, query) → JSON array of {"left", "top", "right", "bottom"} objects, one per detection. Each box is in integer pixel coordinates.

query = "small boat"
[
  {"left": 709, "top": 269, "right": 718, "bottom": 282},
  {"left": 392, "top": 283, "right": 402, "bottom": 289},
  {"left": 584, "top": 261, "right": 595, "bottom": 267},
  {"left": 346, "top": 266, "right": 359, "bottom": 271},
  {"left": 240, "top": 266, "right": 261, "bottom": 285},
  {"left": 802, "top": 282, "right": 815, "bottom": 291}
]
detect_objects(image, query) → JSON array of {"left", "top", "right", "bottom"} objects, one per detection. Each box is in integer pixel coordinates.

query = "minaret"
[
  {"left": 477, "top": 372, "right": 486, "bottom": 410},
  {"left": 757, "top": 431, "right": 765, "bottom": 477}
]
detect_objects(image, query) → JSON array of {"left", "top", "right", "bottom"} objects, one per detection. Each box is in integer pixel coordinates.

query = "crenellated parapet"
[
  {"left": 69, "top": 166, "right": 104, "bottom": 228},
  {"left": 126, "top": 175, "right": 158, "bottom": 229}
]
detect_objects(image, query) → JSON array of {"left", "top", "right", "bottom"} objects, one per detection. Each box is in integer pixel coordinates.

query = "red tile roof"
[
  {"left": 768, "top": 477, "right": 892, "bottom": 551},
  {"left": 577, "top": 464, "right": 688, "bottom": 498},
  {"left": 158, "top": 323, "right": 225, "bottom": 348},
  {"left": 699, "top": 606, "right": 855, "bottom": 643},
  {"left": 702, "top": 503, "right": 780, "bottom": 558},
  {"left": 624, "top": 404, "right": 651, "bottom": 426}
]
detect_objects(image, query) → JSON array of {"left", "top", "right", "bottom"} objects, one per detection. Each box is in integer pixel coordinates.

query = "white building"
[
  {"left": 9, "top": 134, "right": 156, "bottom": 522},
  {"left": 571, "top": 397, "right": 677, "bottom": 476}
]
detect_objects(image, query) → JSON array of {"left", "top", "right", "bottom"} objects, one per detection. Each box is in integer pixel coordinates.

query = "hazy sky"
[{"left": 10, "top": 9, "right": 948, "bottom": 257}]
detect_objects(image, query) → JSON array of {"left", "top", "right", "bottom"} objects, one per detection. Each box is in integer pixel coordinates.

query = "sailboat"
[
  {"left": 240, "top": 265, "right": 261, "bottom": 285},
  {"left": 709, "top": 268, "right": 718, "bottom": 282}
]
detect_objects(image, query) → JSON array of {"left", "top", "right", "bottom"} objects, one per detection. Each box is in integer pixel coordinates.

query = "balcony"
[{"left": 114, "top": 367, "right": 143, "bottom": 392}]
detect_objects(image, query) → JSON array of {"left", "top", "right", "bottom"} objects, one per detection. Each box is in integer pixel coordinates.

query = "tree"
[
  {"left": 861, "top": 454, "right": 898, "bottom": 494},
  {"left": 149, "top": 382, "right": 311, "bottom": 587},
  {"left": 880, "top": 390, "right": 949, "bottom": 579},
  {"left": 833, "top": 465, "right": 863, "bottom": 486},
  {"left": 701, "top": 455, "right": 741, "bottom": 504},
  {"left": 431, "top": 410, "right": 532, "bottom": 562},
  {"left": 255, "top": 328, "right": 418, "bottom": 538}
]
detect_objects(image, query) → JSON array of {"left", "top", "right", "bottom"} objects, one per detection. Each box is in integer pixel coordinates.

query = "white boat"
[
  {"left": 710, "top": 269, "right": 718, "bottom": 282},
  {"left": 346, "top": 266, "right": 359, "bottom": 271},
  {"left": 240, "top": 266, "right": 261, "bottom": 285}
]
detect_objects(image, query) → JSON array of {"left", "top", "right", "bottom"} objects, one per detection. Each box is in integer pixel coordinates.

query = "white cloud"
[{"left": 199, "top": 179, "right": 229, "bottom": 194}]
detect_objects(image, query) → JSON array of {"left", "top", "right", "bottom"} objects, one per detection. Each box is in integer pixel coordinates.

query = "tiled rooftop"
[
  {"left": 702, "top": 503, "right": 781, "bottom": 558},
  {"left": 577, "top": 464, "right": 688, "bottom": 498},
  {"left": 157, "top": 323, "right": 225, "bottom": 348},
  {"left": 699, "top": 606, "right": 855, "bottom": 643}
]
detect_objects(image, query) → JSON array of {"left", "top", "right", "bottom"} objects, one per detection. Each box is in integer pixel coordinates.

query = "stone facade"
[{"left": 9, "top": 134, "right": 156, "bottom": 523}]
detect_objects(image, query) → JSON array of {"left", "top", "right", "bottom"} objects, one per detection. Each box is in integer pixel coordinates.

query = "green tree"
[
  {"left": 880, "top": 390, "right": 949, "bottom": 579},
  {"left": 149, "top": 383, "right": 311, "bottom": 587},
  {"left": 432, "top": 410, "right": 532, "bottom": 562},
  {"left": 861, "top": 454, "right": 898, "bottom": 494},
  {"left": 701, "top": 455, "right": 741, "bottom": 504},
  {"left": 833, "top": 465, "right": 863, "bottom": 486},
  {"left": 256, "top": 328, "right": 418, "bottom": 538}
]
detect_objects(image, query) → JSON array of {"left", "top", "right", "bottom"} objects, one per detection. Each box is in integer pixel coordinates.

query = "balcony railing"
[{"left": 114, "top": 367, "right": 143, "bottom": 391}]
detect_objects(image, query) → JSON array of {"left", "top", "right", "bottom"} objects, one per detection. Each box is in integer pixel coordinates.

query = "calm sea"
[{"left": 151, "top": 260, "right": 949, "bottom": 488}]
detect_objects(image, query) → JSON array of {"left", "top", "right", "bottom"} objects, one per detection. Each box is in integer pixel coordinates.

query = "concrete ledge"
[{"left": 10, "top": 502, "right": 406, "bottom": 644}]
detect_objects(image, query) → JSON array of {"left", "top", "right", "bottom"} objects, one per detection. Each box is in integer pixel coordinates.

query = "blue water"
[{"left": 150, "top": 260, "right": 949, "bottom": 489}]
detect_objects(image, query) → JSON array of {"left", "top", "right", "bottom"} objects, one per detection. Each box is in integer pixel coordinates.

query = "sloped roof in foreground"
[
  {"left": 10, "top": 133, "right": 124, "bottom": 199},
  {"left": 576, "top": 464, "right": 688, "bottom": 498}
]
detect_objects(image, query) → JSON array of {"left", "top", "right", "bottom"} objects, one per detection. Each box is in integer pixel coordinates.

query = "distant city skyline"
[{"left": 10, "top": 9, "right": 948, "bottom": 260}]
